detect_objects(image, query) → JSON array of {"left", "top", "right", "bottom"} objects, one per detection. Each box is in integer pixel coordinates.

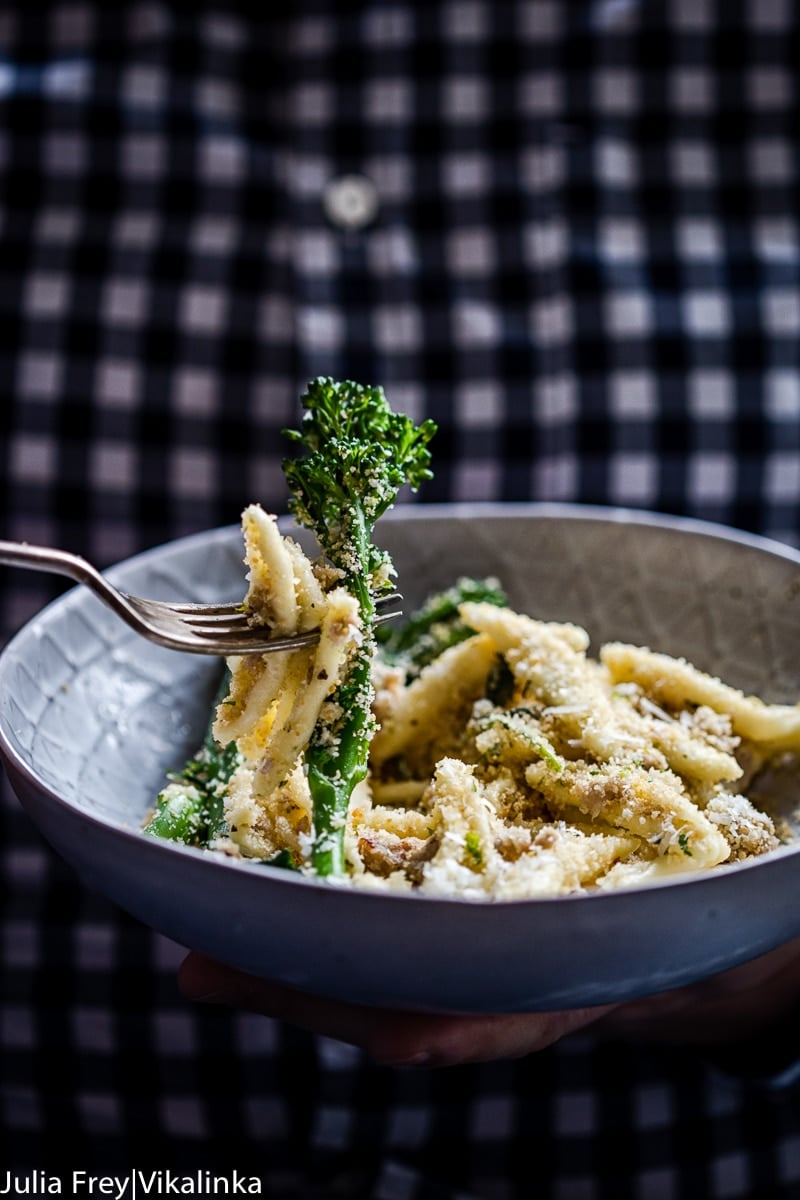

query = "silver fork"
[{"left": 0, "top": 540, "right": 403, "bottom": 655}]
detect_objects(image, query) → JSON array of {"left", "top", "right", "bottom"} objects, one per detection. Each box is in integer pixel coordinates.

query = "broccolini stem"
[
  {"left": 144, "top": 786, "right": 206, "bottom": 845},
  {"left": 308, "top": 511, "right": 377, "bottom": 874}
]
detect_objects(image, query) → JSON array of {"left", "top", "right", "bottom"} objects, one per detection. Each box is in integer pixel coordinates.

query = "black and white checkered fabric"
[{"left": 2, "top": 0, "right": 800, "bottom": 1193}]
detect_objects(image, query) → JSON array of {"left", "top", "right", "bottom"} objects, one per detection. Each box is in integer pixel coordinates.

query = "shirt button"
[{"left": 323, "top": 173, "right": 379, "bottom": 230}]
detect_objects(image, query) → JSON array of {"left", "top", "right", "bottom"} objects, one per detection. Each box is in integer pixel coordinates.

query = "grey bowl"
[{"left": 2, "top": 503, "right": 800, "bottom": 1014}]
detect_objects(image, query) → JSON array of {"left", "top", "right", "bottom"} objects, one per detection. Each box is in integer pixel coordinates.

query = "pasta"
[{"left": 160, "top": 504, "right": 797, "bottom": 899}]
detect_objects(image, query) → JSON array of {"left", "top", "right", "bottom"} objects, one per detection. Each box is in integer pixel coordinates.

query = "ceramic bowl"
[{"left": 2, "top": 503, "right": 800, "bottom": 1013}]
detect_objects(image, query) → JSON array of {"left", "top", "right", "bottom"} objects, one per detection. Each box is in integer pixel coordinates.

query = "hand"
[
  {"left": 177, "top": 952, "right": 614, "bottom": 1066},
  {"left": 178, "top": 937, "right": 800, "bottom": 1069}
]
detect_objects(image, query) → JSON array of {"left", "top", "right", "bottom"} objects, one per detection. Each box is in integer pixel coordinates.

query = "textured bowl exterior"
[{"left": 2, "top": 503, "right": 800, "bottom": 1012}]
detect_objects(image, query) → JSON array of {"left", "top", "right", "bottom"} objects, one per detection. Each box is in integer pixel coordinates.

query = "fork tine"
[
  {"left": 179, "top": 597, "right": 405, "bottom": 654},
  {"left": 165, "top": 601, "right": 247, "bottom": 616},
  {"left": 178, "top": 610, "right": 258, "bottom": 628},
  {"left": 190, "top": 628, "right": 321, "bottom": 653},
  {"left": 174, "top": 592, "right": 403, "bottom": 631},
  {"left": 169, "top": 591, "right": 403, "bottom": 618}
]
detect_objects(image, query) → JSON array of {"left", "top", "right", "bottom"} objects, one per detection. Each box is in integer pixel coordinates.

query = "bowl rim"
[{"left": 3, "top": 499, "right": 800, "bottom": 909}]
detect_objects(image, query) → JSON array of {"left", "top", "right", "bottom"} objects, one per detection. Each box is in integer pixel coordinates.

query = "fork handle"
[{"left": 0, "top": 540, "right": 128, "bottom": 615}]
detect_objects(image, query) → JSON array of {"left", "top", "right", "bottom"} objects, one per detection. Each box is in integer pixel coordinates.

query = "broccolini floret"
[{"left": 282, "top": 377, "right": 436, "bottom": 875}]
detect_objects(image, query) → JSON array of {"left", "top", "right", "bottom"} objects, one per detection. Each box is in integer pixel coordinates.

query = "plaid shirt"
[{"left": 2, "top": 1, "right": 800, "bottom": 1194}]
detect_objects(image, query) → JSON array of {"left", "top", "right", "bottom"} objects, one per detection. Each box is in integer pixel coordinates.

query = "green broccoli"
[
  {"left": 143, "top": 667, "right": 240, "bottom": 847},
  {"left": 282, "top": 377, "right": 436, "bottom": 875}
]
